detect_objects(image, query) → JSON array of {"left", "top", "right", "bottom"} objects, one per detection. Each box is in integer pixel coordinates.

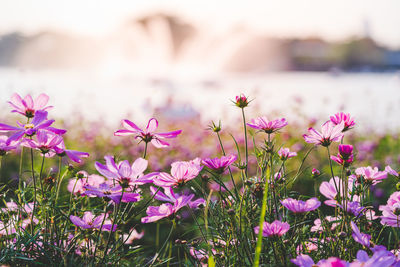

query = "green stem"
[
  {"left": 143, "top": 142, "right": 148, "bottom": 159},
  {"left": 241, "top": 108, "right": 248, "bottom": 177},
  {"left": 30, "top": 148, "right": 36, "bottom": 235}
]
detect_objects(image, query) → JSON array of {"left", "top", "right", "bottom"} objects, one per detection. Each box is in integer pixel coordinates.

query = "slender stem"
[
  {"left": 18, "top": 146, "right": 24, "bottom": 202},
  {"left": 143, "top": 142, "right": 148, "bottom": 159},
  {"left": 30, "top": 148, "right": 36, "bottom": 235},
  {"left": 241, "top": 108, "right": 248, "bottom": 177}
]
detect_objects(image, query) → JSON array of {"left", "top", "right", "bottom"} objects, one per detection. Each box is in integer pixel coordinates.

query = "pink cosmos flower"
[
  {"left": 123, "top": 229, "right": 144, "bottom": 244},
  {"left": 0, "top": 111, "right": 66, "bottom": 144},
  {"left": 67, "top": 173, "right": 105, "bottom": 195},
  {"left": 83, "top": 183, "right": 141, "bottom": 204},
  {"left": 141, "top": 194, "right": 194, "bottom": 223},
  {"left": 354, "top": 166, "right": 387, "bottom": 185},
  {"left": 379, "top": 192, "right": 400, "bottom": 227},
  {"left": 385, "top": 165, "right": 398, "bottom": 177},
  {"left": 331, "top": 144, "right": 354, "bottom": 166},
  {"left": 280, "top": 197, "right": 321, "bottom": 213},
  {"left": 311, "top": 216, "right": 340, "bottom": 233},
  {"left": 53, "top": 139, "right": 89, "bottom": 163},
  {"left": 254, "top": 220, "right": 290, "bottom": 237},
  {"left": 278, "top": 147, "right": 297, "bottom": 160},
  {"left": 291, "top": 254, "right": 315, "bottom": 267},
  {"left": 319, "top": 176, "right": 359, "bottom": 207},
  {"left": 330, "top": 112, "right": 355, "bottom": 131},
  {"left": 202, "top": 154, "right": 237, "bottom": 173},
  {"left": 303, "top": 121, "right": 344, "bottom": 147},
  {"left": 95, "top": 156, "right": 155, "bottom": 187},
  {"left": 351, "top": 221, "right": 371, "bottom": 247},
  {"left": 8, "top": 93, "right": 53, "bottom": 118},
  {"left": 153, "top": 158, "right": 202, "bottom": 187},
  {"left": 351, "top": 249, "right": 397, "bottom": 267},
  {"left": 247, "top": 116, "right": 288, "bottom": 134},
  {"left": 23, "top": 130, "right": 63, "bottom": 154},
  {"left": 70, "top": 211, "right": 116, "bottom": 231},
  {"left": 0, "top": 135, "right": 18, "bottom": 155},
  {"left": 114, "top": 118, "right": 182, "bottom": 148},
  {"left": 150, "top": 186, "right": 205, "bottom": 209}
]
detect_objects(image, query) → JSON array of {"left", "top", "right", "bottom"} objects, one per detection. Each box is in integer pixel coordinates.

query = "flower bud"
[
  {"left": 234, "top": 94, "right": 249, "bottom": 108},
  {"left": 338, "top": 144, "right": 353, "bottom": 160},
  {"left": 312, "top": 168, "right": 321, "bottom": 178}
]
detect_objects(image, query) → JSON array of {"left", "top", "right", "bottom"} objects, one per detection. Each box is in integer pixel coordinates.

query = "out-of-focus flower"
[
  {"left": 350, "top": 249, "right": 397, "bottom": 267},
  {"left": 67, "top": 174, "right": 104, "bottom": 195},
  {"left": 202, "top": 154, "right": 237, "bottom": 173},
  {"left": 114, "top": 118, "right": 182, "bottom": 148},
  {"left": 303, "top": 121, "right": 344, "bottom": 147},
  {"left": 123, "top": 229, "right": 144, "bottom": 244},
  {"left": 247, "top": 116, "right": 288, "bottom": 134},
  {"left": 153, "top": 158, "right": 202, "bottom": 187},
  {"left": 254, "top": 220, "right": 290, "bottom": 237},
  {"left": 379, "top": 192, "right": 400, "bottom": 227},
  {"left": 312, "top": 168, "right": 321, "bottom": 178},
  {"left": 319, "top": 176, "right": 358, "bottom": 207},
  {"left": 23, "top": 130, "right": 63, "bottom": 154},
  {"left": 351, "top": 221, "right": 371, "bottom": 247},
  {"left": 0, "top": 135, "right": 17, "bottom": 155},
  {"left": 281, "top": 197, "right": 321, "bottom": 213},
  {"left": 8, "top": 93, "right": 52, "bottom": 118},
  {"left": 95, "top": 156, "right": 155, "bottom": 187},
  {"left": 141, "top": 194, "right": 194, "bottom": 223},
  {"left": 234, "top": 94, "right": 249, "bottom": 108},
  {"left": 291, "top": 254, "right": 315, "bottom": 267},
  {"left": 83, "top": 183, "right": 141, "bottom": 204},
  {"left": 385, "top": 166, "right": 399, "bottom": 177},
  {"left": 330, "top": 112, "right": 355, "bottom": 131},
  {"left": 354, "top": 166, "right": 387, "bottom": 185},
  {"left": 278, "top": 147, "right": 297, "bottom": 160},
  {"left": 0, "top": 111, "right": 66, "bottom": 144},
  {"left": 70, "top": 211, "right": 116, "bottom": 231},
  {"left": 53, "top": 139, "right": 89, "bottom": 163}
]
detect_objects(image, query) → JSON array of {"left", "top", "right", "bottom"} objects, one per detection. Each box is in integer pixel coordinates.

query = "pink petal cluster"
[
  {"left": 202, "top": 154, "right": 237, "bottom": 173},
  {"left": 8, "top": 93, "right": 53, "bottom": 118},
  {"left": 254, "top": 220, "right": 290, "bottom": 237},
  {"left": 70, "top": 211, "right": 116, "bottom": 231},
  {"left": 379, "top": 192, "right": 400, "bottom": 227},
  {"left": 278, "top": 147, "right": 297, "bottom": 160},
  {"left": 331, "top": 144, "right": 354, "bottom": 166},
  {"left": 303, "top": 121, "right": 344, "bottom": 147},
  {"left": 330, "top": 112, "right": 355, "bottom": 131},
  {"left": 351, "top": 221, "right": 371, "bottom": 247},
  {"left": 354, "top": 166, "right": 387, "bottom": 185},
  {"left": 281, "top": 197, "right": 321, "bottom": 213},
  {"left": 247, "top": 116, "right": 288, "bottom": 134},
  {"left": 83, "top": 183, "right": 141, "bottom": 204},
  {"left": 153, "top": 158, "right": 202, "bottom": 187},
  {"left": 114, "top": 118, "right": 182, "bottom": 148}
]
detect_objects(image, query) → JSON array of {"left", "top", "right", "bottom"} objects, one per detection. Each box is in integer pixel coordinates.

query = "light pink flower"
[
  {"left": 123, "top": 229, "right": 144, "bottom": 244},
  {"left": 70, "top": 211, "right": 116, "bottom": 231},
  {"left": 254, "top": 220, "right": 290, "bottom": 237},
  {"left": 8, "top": 93, "right": 53, "bottom": 118},
  {"left": 278, "top": 147, "right": 297, "bottom": 160},
  {"left": 153, "top": 158, "right": 202, "bottom": 187},
  {"left": 202, "top": 154, "right": 237, "bottom": 173},
  {"left": 330, "top": 112, "right": 355, "bottom": 131},
  {"left": 247, "top": 116, "right": 288, "bottom": 134},
  {"left": 303, "top": 121, "right": 344, "bottom": 146},
  {"left": 355, "top": 166, "right": 387, "bottom": 185},
  {"left": 280, "top": 197, "right": 321, "bottom": 213},
  {"left": 114, "top": 118, "right": 182, "bottom": 148}
]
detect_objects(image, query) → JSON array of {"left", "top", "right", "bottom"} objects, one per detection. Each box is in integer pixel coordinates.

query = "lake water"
[{"left": 0, "top": 68, "right": 399, "bottom": 132}]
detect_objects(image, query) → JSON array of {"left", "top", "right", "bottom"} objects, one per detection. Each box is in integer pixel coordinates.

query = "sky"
[{"left": 0, "top": 0, "right": 400, "bottom": 47}]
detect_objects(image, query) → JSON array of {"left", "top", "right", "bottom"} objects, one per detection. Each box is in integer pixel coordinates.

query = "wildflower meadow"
[{"left": 1, "top": 92, "right": 400, "bottom": 267}]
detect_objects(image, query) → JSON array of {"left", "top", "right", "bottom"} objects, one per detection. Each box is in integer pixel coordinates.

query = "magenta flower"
[
  {"left": 8, "top": 93, "right": 53, "bottom": 118},
  {"left": 331, "top": 144, "right": 354, "bottom": 166},
  {"left": 330, "top": 112, "right": 355, "bottom": 131},
  {"left": 379, "top": 192, "right": 400, "bottom": 227},
  {"left": 141, "top": 194, "right": 194, "bottom": 223},
  {"left": 70, "top": 211, "right": 116, "bottom": 231},
  {"left": 0, "top": 135, "right": 18, "bottom": 155},
  {"left": 355, "top": 166, "right": 387, "bottom": 185},
  {"left": 53, "top": 139, "right": 89, "bottom": 163},
  {"left": 303, "top": 121, "right": 344, "bottom": 146},
  {"left": 95, "top": 156, "right": 155, "bottom": 187},
  {"left": 153, "top": 158, "right": 202, "bottom": 187},
  {"left": 253, "top": 220, "right": 290, "bottom": 237},
  {"left": 278, "top": 147, "right": 297, "bottom": 160},
  {"left": 114, "top": 118, "right": 182, "bottom": 148},
  {"left": 150, "top": 186, "right": 205, "bottom": 209},
  {"left": 234, "top": 94, "right": 249, "bottom": 108},
  {"left": 280, "top": 197, "right": 321, "bottom": 213},
  {"left": 0, "top": 111, "right": 66, "bottom": 144},
  {"left": 247, "top": 116, "right": 288, "bottom": 134},
  {"left": 351, "top": 221, "right": 371, "bottom": 247},
  {"left": 23, "top": 130, "right": 63, "bottom": 154},
  {"left": 202, "top": 154, "right": 237, "bottom": 173},
  {"left": 83, "top": 183, "right": 141, "bottom": 204},
  {"left": 385, "top": 165, "right": 398, "bottom": 177}
]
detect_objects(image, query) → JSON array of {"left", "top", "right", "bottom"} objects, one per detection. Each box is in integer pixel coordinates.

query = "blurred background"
[{"left": 0, "top": 0, "right": 400, "bottom": 130}]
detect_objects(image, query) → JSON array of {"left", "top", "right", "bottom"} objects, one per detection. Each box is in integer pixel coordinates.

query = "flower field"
[{"left": 1, "top": 93, "right": 400, "bottom": 266}]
